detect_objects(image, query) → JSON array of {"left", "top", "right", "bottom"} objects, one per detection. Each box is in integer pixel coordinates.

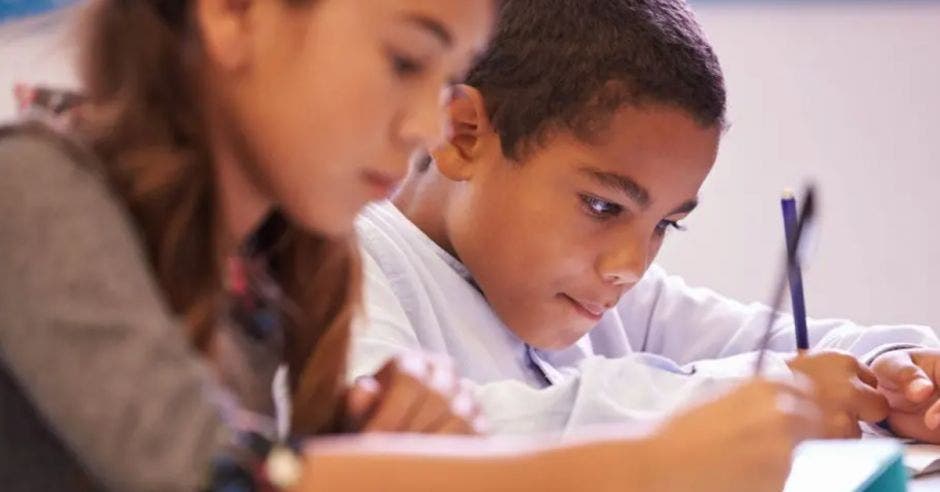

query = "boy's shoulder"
[
  {"left": 355, "top": 201, "right": 483, "bottom": 319},
  {"left": 356, "top": 201, "right": 470, "bottom": 278},
  {"left": 355, "top": 201, "right": 421, "bottom": 270}
]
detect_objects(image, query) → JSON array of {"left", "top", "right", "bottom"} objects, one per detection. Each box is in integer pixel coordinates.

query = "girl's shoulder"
[{"left": 0, "top": 121, "right": 102, "bottom": 183}]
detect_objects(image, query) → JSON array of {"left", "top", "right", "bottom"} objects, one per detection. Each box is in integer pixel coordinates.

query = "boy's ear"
[{"left": 431, "top": 84, "right": 494, "bottom": 182}]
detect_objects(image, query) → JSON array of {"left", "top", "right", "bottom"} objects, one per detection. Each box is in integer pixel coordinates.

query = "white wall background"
[
  {"left": 0, "top": 6, "right": 78, "bottom": 120},
  {"left": 2, "top": 2, "right": 938, "bottom": 327},
  {"left": 659, "top": 2, "right": 940, "bottom": 328}
]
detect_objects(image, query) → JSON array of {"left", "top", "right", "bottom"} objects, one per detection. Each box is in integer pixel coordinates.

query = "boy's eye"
[
  {"left": 389, "top": 52, "right": 426, "bottom": 77},
  {"left": 580, "top": 194, "right": 623, "bottom": 220},
  {"left": 655, "top": 219, "right": 687, "bottom": 235}
]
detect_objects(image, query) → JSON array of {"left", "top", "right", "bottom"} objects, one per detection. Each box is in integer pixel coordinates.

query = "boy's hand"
[
  {"left": 785, "top": 350, "right": 889, "bottom": 438},
  {"left": 344, "top": 352, "right": 485, "bottom": 435},
  {"left": 871, "top": 348, "right": 940, "bottom": 443}
]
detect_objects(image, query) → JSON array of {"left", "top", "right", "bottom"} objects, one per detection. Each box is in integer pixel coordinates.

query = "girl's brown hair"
[{"left": 76, "top": 0, "right": 357, "bottom": 435}]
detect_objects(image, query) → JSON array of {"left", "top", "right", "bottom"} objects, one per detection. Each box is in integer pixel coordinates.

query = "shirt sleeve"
[
  {"left": 348, "top": 249, "right": 425, "bottom": 384},
  {"left": 0, "top": 132, "right": 232, "bottom": 491},
  {"left": 617, "top": 264, "right": 940, "bottom": 365}
]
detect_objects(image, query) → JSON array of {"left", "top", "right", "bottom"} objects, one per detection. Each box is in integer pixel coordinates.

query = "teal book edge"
[{"left": 861, "top": 451, "right": 907, "bottom": 492}]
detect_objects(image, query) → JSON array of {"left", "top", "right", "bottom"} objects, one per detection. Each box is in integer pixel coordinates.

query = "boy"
[{"left": 350, "top": 0, "right": 940, "bottom": 440}]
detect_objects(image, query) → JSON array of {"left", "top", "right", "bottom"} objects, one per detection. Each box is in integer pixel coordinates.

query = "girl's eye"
[
  {"left": 389, "top": 52, "right": 425, "bottom": 77},
  {"left": 580, "top": 194, "right": 623, "bottom": 220}
]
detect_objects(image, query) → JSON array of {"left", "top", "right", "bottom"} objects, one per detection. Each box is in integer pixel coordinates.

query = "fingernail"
[
  {"left": 429, "top": 368, "right": 453, "bottom": 393},
  {"left": 473, "top": 415, "right": 490, "bottom": 434},
  {"left": 355, "top": 376, "right": 380, "bottom": 393},
  {"left": 927, "top": 414, "right": 940, "bottom": 430},
  {"left": 451, "top": 393, "right": 474, "bottom": 417},
  {"left": 398, "top": 353, "right": 426, "bottom": 377}
]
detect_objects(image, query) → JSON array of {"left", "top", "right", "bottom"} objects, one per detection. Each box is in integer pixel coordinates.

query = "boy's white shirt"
[{"left": 350, "top": 200, "right": 940, "bottom": 435}]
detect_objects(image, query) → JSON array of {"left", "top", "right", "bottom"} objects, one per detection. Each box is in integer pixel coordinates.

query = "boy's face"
[{"left": 445, "top": 104, "right": 720, "bottom": 349}]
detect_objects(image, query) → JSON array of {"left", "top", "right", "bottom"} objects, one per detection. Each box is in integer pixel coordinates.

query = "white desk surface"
[{"left": 911, "top": 473, "right": 940, "bottom": 491}]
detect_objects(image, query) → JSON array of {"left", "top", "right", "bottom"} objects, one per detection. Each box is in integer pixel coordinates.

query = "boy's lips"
[{"left": 559, "top": 293, "right": 610, "bottom": 322}]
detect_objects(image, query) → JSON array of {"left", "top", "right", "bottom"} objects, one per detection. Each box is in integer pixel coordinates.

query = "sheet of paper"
[{"left": 905, "top": 444, "right": 940, "bottom": 477}]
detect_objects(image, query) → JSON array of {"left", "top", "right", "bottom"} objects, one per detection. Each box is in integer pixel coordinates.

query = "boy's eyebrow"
[
  {"left": 401, "top": 13, "right": 454, "bottom": 48},
  {"left": 579, "top": 167, "right": 651, "bottom": 209},
  {"left": 670, "top": 198, "right": 699, "bottom": 216}
]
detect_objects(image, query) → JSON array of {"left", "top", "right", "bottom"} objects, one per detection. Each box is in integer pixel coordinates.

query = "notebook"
[{"left": 784, "top": 440, "right": 907, "bottom": 492}]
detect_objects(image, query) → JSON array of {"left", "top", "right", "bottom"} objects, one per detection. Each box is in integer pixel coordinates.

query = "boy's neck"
[{"left": 392, "top": 167, "right": 460, "bottom": 259}]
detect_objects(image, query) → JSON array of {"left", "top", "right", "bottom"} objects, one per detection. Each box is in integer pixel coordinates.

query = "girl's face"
[{"left": 201, "top": 0, "right": 495, "bottom": 236}]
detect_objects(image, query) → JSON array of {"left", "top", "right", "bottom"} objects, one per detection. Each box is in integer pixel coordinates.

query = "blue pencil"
[{"left": 781, "top": 190, "right": 810, "bottom": 351}]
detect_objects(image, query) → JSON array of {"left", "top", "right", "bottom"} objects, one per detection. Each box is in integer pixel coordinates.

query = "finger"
[
  {"left": 433, "top": 391, "right": 479, "bottom": 435},
  {"left": 405, "top": 355, "right": 461, "bottom": 432},
  {"left": 850, "top": 382, "right": 890, "bottom": 423},
  {"left": 426, "top": 354, "right": 460, "bottom": 397},
  {"left": 471, "top": 412, "right": 490, "bottom": 434},
  {"left": 423, "top": 381, "right": 479, "bottom": 433},
  {"left": 924, "top": 398, "right": 940, "bottom": 430},
  {"left": 434, "top": 415, "right": 476, "bottom": 435},
  {"left": 364, "top": 357, "right": 432, "bottom": 432},
  {"left": 906, "top": 377, "right": 935, "bottom": 404},
  {"left": 344, "top": 376, "right": 381, "bottom": 431},
  {"left": 854, "top": 360, "right": 880, "bottom": 389},
  {"left": 408, "top": 359, "right": 463, "bottom": 432},
  {"left": 373, "top": 352, "right": 430, "bottom": 386},
  {"left": 362, "top": 376, "right": 429, "bottom": 432},
  {"left": 873, "top": 352, "right": 935, "bottom": 403},
  {"left": 406, "top": 394, "right": 456, "bottom": 433},
  {"left": 925, "top": 357, "right": 940, "bottom": 430}
]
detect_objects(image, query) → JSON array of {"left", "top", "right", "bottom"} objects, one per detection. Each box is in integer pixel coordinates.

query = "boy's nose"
[
  {"left": 596, "top": 240, "right": 647, "bottom": 286},
  {"left": 602, "top": 269, "right": 642, "bottom": 286}
]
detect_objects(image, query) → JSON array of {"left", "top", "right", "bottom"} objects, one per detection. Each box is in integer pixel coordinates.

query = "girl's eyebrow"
[{"left": 400, "top": 13, "right": 454, "bottom": 48}]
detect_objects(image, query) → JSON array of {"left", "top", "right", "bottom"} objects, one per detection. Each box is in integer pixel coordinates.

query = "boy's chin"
[{"left": 515, "top": 325, "right": 591, "bottom": 352}]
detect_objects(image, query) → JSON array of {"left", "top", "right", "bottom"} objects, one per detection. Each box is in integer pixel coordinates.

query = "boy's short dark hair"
[{"left": 466, "top": 0, "right": 726, "bottom": 159}]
